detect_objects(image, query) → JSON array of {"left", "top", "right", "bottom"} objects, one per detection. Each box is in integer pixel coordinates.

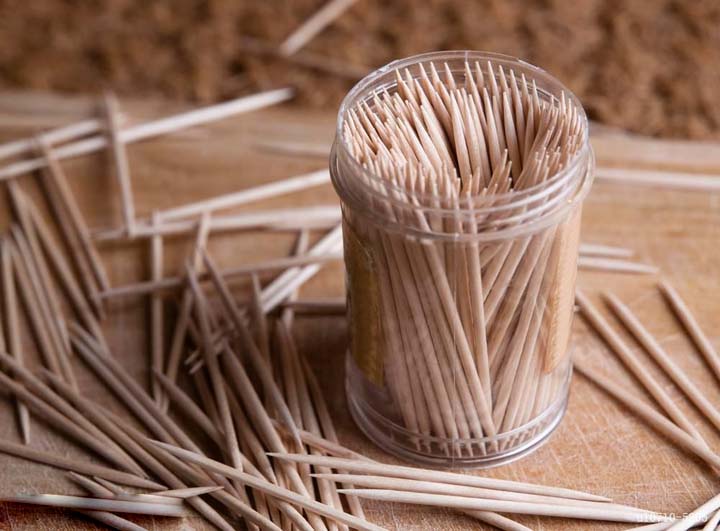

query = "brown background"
[
  {"left": 0, "top": 92, "right": 718, "bottom": 529},
  {"left": 1, "top": 0, "right": 720, "bottom": 139}
]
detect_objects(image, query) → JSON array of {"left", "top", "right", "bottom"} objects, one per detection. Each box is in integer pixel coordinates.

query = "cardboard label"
[{"left": 344, "top": 220, "right": 384, "bottom": 386}]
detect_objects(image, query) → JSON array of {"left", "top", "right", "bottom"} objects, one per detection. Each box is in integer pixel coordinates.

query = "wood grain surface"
[{"left": 0, "top": 92, "right": 718, "bottom": 531}]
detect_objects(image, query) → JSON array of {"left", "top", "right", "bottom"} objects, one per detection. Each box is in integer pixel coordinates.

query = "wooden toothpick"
[{"left": 102, "top": 92, "right": 137, "bottom": 236}]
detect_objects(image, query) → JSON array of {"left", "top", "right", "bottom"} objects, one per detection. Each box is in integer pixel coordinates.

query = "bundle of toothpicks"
[
  {"left": 0, "top": 87, "right": 696, "bottom": 531},
  {"left": 340, "top": 60, "right": 588, "bottom": 452}
]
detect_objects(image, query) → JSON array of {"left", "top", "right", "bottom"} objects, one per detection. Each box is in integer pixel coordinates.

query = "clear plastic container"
[{"left": 330, "top": 51, "right": 594, "bottom": 467}]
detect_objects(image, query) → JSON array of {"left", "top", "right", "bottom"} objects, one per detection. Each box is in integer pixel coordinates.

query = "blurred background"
[{"left": 1, "top": 0, "right": 719, "bottom": 139}]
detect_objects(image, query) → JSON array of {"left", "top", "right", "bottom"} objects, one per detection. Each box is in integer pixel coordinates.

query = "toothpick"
[
  {"left": 0, "top": 352, "right": 141, "bottom": 475},
  {"left": 579, "top": 242, "right": 634, "bottom": 258},
  {"left": 156, "top": 169, "right": 330, "bottom": 222},
  {"left": 76, "top": 510, "right": 150, "bottom": 531},
  {"left": 103, "top": 92, "right": 137, "bottom": 236},
  {"left": 0, "top": 88, "right": 295, "bottom": 181},
  {"left": 268, "top": 454, "right": 609, "bottom": 502},
  {"left": 150, "top": 486, "right": 225, "bottom": 499},
  {"left": 605, "top": 292, "right": 720, "bottom": 433},
  {"left": 0, "top": 369, "right": 144, "bottom": 474},
  {"left": 161, "top": 213, "right": 211, "bottom": 411},
  {"left": 203, "top": 251, "right": 302, "bottom": 448},
  {"left": 35, "top": 139, "right": 108, "bottom": 312},
  {"left": 596, "top": 167, "right": 720, "bottom": 192},
  {"left": 279, "top": 0, "right": 358, "bottom": 56},
  {"left": 219, "top": 343, "right": 330, "bottom": 531},
  {"left": 0, "top": 438, "right": 162, "bottom": 490},
  {"left": 149, "top": 211, "right": 164, "bottom": 404},
  {"left": 23, "top": 199, "right": 106, "bottom": 346},
  {"left": 68, "top": 473, "right": 151, "bottom": 531},
  {"left": 8, "top": 228, "right": 65, "bottom": 380},
  {"left": 46, "top": 372, "right": 238, "bottom": 531},
  {"left": 659, "top": 279, "right": 720, "bottom": 384},
  {"left": 0, "top": 239, "right": 30, "bottom": 444},
  {"left": 465, "top": 511, "right": 532, "bottom": 531},
  {"left": 153, "top": 370, "right": 223, "bottom": 445},
  {"left": 575, "top": 289, "right": 707, "bottom": 445},
  {"left": 313, "top": 473, "right": 649, "bottom": 514},
  {"left": 0, "top": 494, "right": 187, "bottom": 517},
  {"left": 573, "top": 357, "right": 720, "bottom": 470},
  {"left": 336, "top": 489, "right": 667, "bottom": 523},
  {"left": 102, "top": 251, "right": 342, "bottom": 299},
  {"left": 185, "top": 263, "right": 245, "bottom": 477},
  {"left": 93, "top": 205, "right": 342, "bottom": 241},
  {"left": 0, "top": 118, "right": 101, "bottom": 161},
  {"left": 578, "top": 256, "right": 658, "bottom": 275},
  {"left": 150, "top": 440, "right": 387, "bottom": 531}
]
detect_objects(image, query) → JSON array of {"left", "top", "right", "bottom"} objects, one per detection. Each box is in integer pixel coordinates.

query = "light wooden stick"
[
  {"left": 0, "top": 438, "right": 162, "bottom": 489},
  {"left": 161, "top": 214, "right": 211, "bottom": 411},
  {"left": 150, "top": 440, "right": 387, "bottom": 531},
  {"left": 151, "top": 486, "right": 224, "bottom": 499},
  {"left": 465, "top": 511, "right": 532, "bottom": 531},
  {"left": 0, "top": 239, "right": 30, "bottom": 444},
  {"left": 45, "top": 372, "right": 238, "bottom": 531},
  {"left": 575, "top": 289, "right": 707, "bottom": 445},
  {"left": 0, "top": 352, "right": 142, "bottom": 475},
  {"left": 9, "top": 186, "right": 73, "bottom": 356},
  {"left": 93, "top": 205, "right": 342, "bottom": 241},
  {"left": 596, "top": 167, "right": 720, "bottom": 193},
  {"left": 268, "top": 454, "right": 609, "bottom": 502},
  {"left": 0, "top": 369, "right": 143, "bottom": 475},
  {"left": 203, "top": 251, "right": 302, "bottom": 447},
  {"left": 573, "top": 357, "right": 720, "bottom": 470},
  {"left": 667, "top": 491, "right": 720, "bottom": 531},
  {"left": 579, "top": 242, "right": 634, "bottom": 258},
  {"left": 577, "top": 256, "right": 658, "bottom": 275},
  {"left": 150, "top": 211, "right": 164, "bottom": 404},
  {"left": 76, "top": 510, "right": 149, "bottom": 531},
  {"left": 313, "top": 473, "right": 652, "bottom": 514},
  {"left": 0, "top": 118, "right": 101, "bottom": 161},
  {"left": 102, "top": 251, "right": 342, "bottom": 299},
  {"left": 261, "top": 225, "right": 343, "bottom": 313},
  {"left": 279, "top": 0, "right": 358, "bottom": 56},
  {"left": 659, "top": 279, "right": 720, "bottom": 384},
  {"left": 36, "top": 139, "right": 109, "bottom": 310},
  {"left": 103, "top": 92, "right": 137, "bottom": 236},
  {"left": 157, "top": 169, "right": 330, "bottom": 222},
  {"left": 219, "top": 343, "right": 330, "bottom": 531},
  {"left": 185, "top": 264, "right": 245, "bottom": 478},
  {"left": 605, "top": 292, "right": 720, "bottom": 433},
  {"left": 0, "top": 494, "right": 187, "bottom": 517},
  {"left": 69, "top": 473, "right": 150, "bottom": 531},
  {"left": 277, "top": 321, "right": 346, "bottom": 531},
  {"left": 133, "top": 433, "right": 279, "bottom": 531},
  {"left": 337, "top": 489, "right": 667, "bottom": 523},
  {"left": 153, "top": 370, "right": 223, "bottom": 445},
  {"left": 0, "top": 88, "right": 295, "bottom": 181},
  {"left": 8, "top": 229, "right": 65, "bottom": 380},
  {"left": 23, "top": 199, "right": 106, "bottom": 344}
]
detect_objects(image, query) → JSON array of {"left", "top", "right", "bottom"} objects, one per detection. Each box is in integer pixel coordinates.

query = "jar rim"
[{"left": 332, "top": 50, "right": 591, "bottom": 212}]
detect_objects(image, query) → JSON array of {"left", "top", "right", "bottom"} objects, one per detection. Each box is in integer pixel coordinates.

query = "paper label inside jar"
[{"left": 344, "top": 220, "right": 384, "bottom": 386}]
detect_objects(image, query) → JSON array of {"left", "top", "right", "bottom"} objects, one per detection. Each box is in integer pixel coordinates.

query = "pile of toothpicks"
[{"left": 0, "top": 2, "right": 719, "bottom": 530}]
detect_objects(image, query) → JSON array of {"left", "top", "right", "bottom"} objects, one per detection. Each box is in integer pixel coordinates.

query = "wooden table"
[{"left": 0, "top": 92, "right": 719, "bottom": 530}]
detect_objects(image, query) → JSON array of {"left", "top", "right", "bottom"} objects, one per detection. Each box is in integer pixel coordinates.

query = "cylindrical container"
[{"left": 330, "top": 51, "right": 594, "bottom": 467}]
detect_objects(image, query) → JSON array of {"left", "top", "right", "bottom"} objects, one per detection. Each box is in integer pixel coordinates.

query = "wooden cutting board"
[{"left": 0, "top": 92, "right": 718, "bottom": 531}]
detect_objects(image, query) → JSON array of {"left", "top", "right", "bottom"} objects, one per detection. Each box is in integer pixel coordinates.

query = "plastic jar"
[{"left": 330, "top": 51, "right": 594, "bottom": 467}]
